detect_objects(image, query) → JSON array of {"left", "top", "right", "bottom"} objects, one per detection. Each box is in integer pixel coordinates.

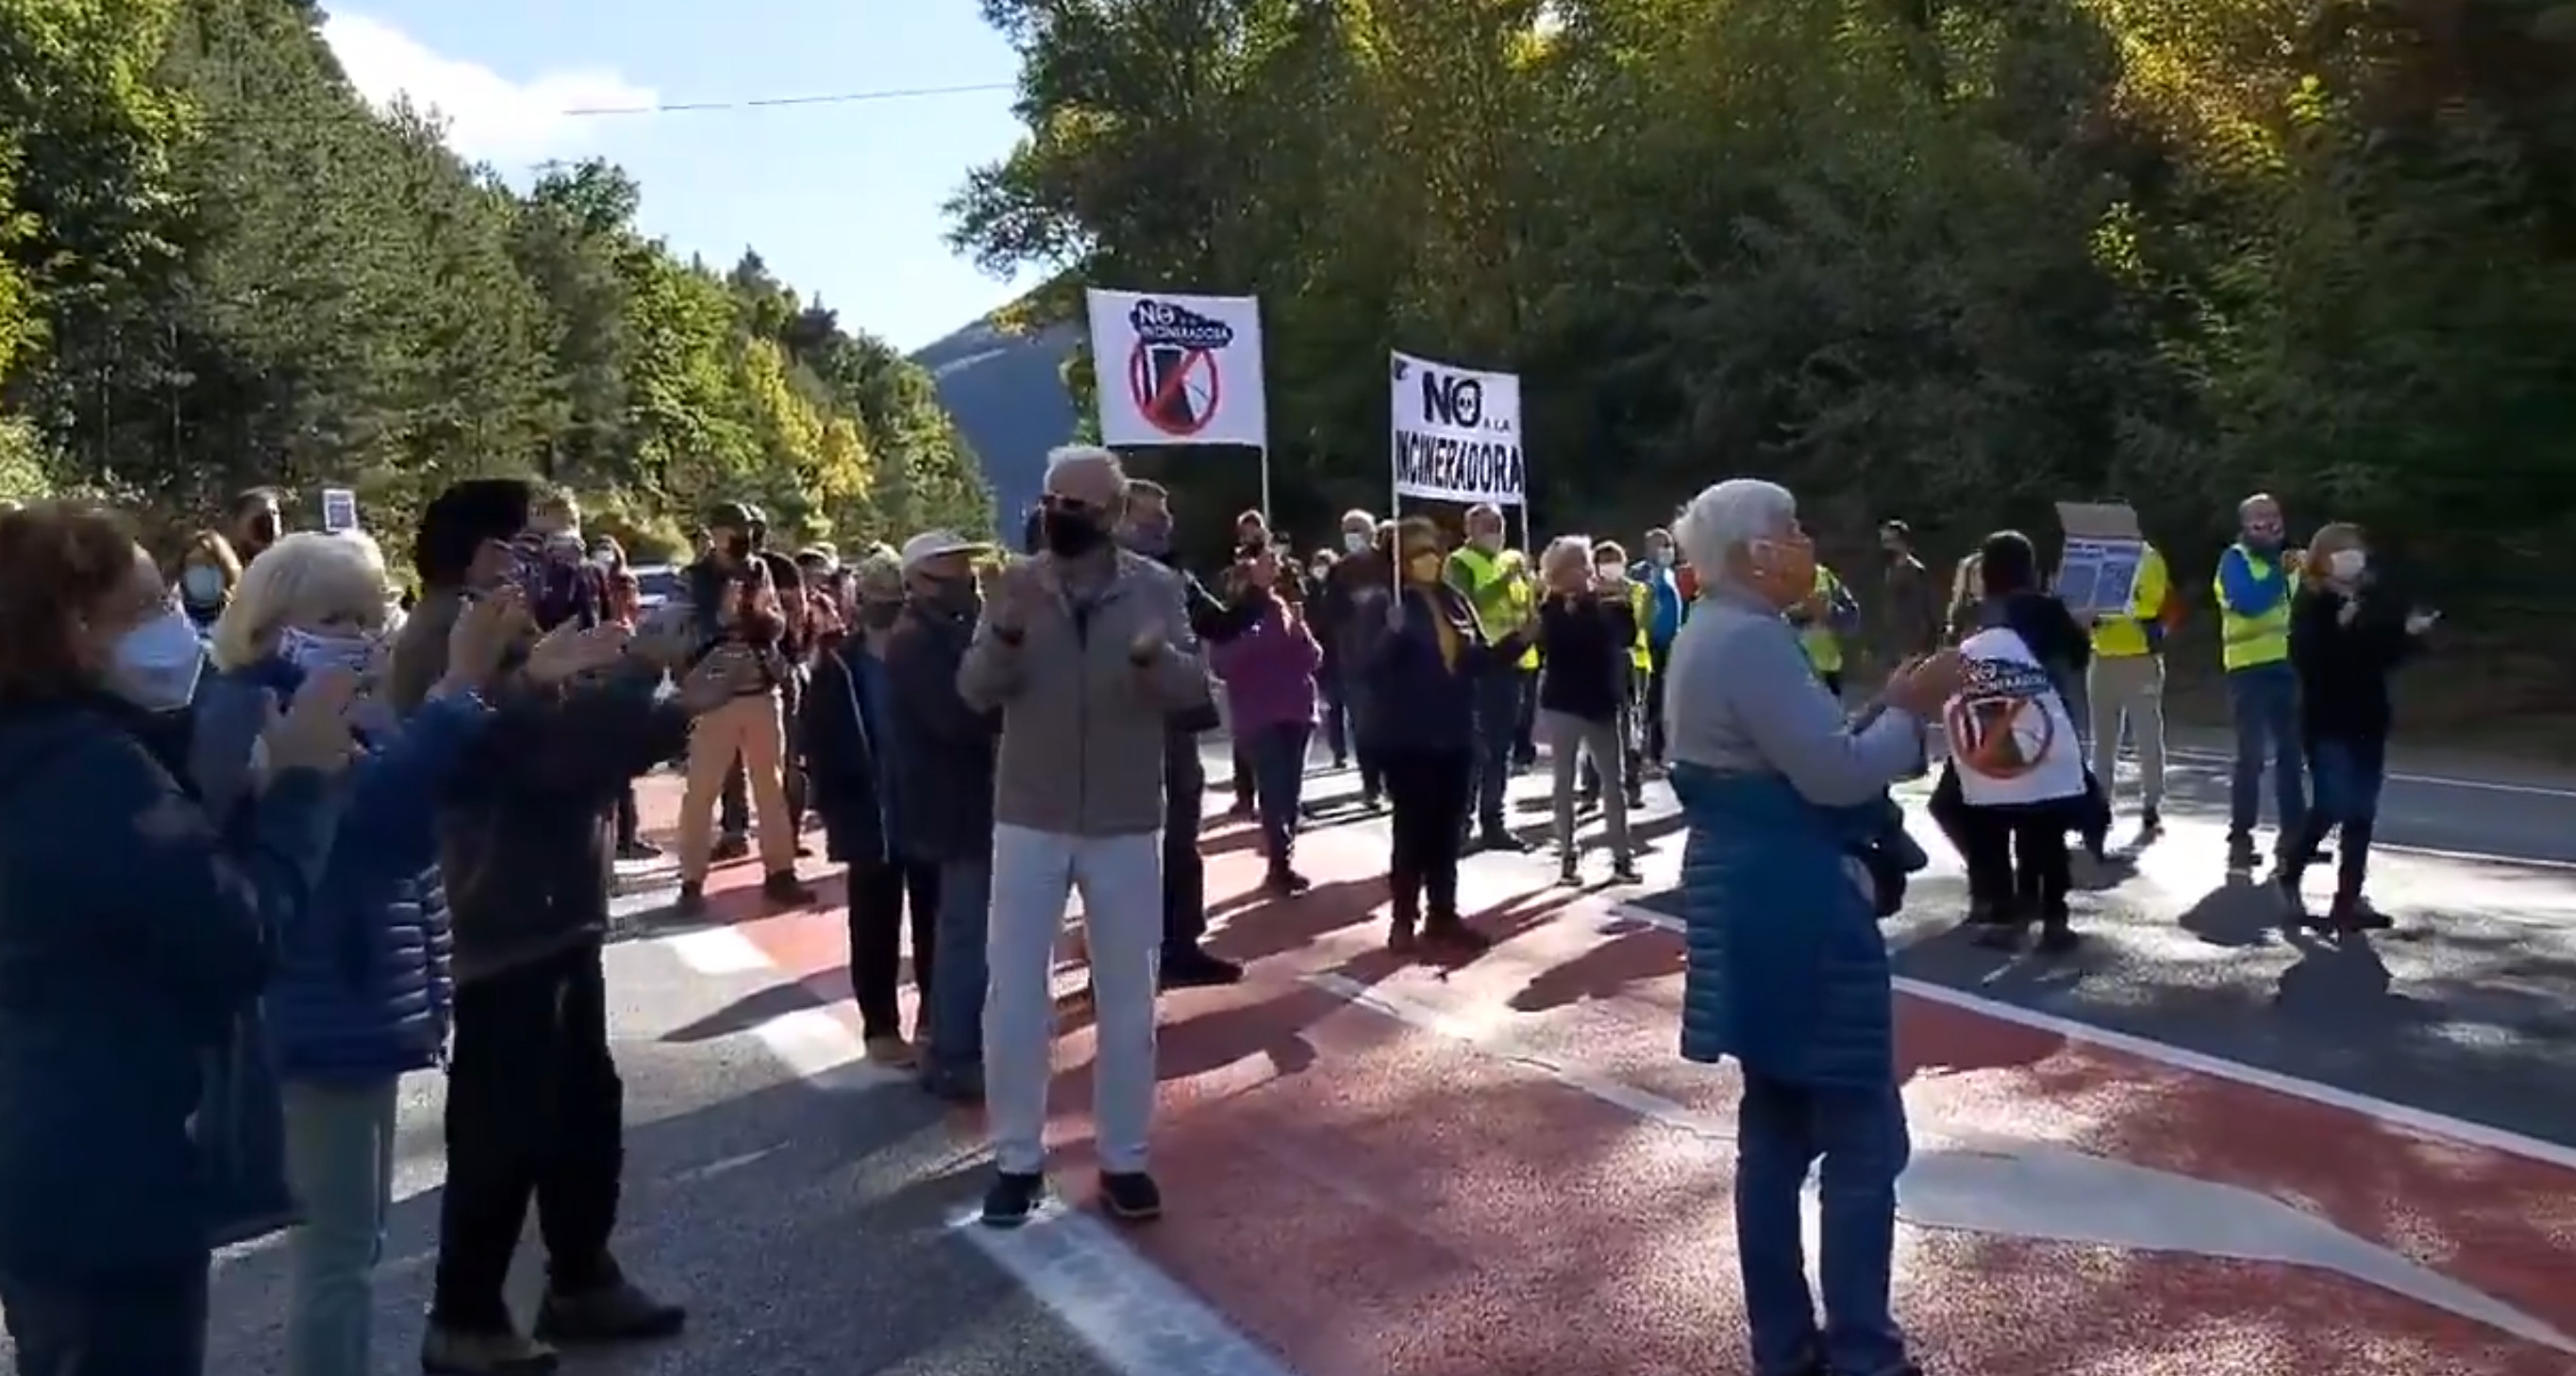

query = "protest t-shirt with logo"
[{"left": 1946, "top": 626, "right": 2086, "bottom": 807}]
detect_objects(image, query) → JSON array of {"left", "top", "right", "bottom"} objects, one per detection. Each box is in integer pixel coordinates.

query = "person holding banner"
[
  {"left": 1446, "top": 504, "right": 1536, "bottom": 852},
  {"left": 2215, "top": 493, "right": 2311, "bottom": 872},
  {"left": 2086, "top": 538, "right": 2173, "bottom": 836},
  {"left": 1362, "top": 517, "right": 1533, "bottom": 952}
]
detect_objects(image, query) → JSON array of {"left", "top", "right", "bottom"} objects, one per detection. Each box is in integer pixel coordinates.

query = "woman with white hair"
[
  {"left": 1531, "top": 533, "right": 1640, "bottom": 885},
  {"left": 1662, "top": 478, "right": 1963, "bottom": 1376},
  {"left": 201, "top": 532, "right": 527, "bottom": 1376}
]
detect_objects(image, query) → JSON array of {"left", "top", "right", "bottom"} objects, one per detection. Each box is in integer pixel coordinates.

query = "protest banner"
[
  {"left": 1086, "top": 289, "right": 1273, "bottom": 512},
  {"left": 1388, "top": 351, "right": 1525, "bottom": 507},
  {"left": 2054, "top": 501, "right": 2146, "bottom": 617},
  {"left": 320, "top": 486, "right": 360, "bottom": 532}
]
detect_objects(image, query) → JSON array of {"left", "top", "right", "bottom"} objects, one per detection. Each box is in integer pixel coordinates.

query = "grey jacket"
[{"left": 959, "top": 550, "right": 1211, "bottom": 836}]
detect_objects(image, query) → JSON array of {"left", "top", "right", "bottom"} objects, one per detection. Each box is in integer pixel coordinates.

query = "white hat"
[{"left": 900, "top": 530, "right": 988, "bottom": 571}]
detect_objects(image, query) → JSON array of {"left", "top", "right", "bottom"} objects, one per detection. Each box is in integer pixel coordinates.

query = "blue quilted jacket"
[
  {"left": 196, "top": 660, "right": 487, "bottom": 1082},
  {"left": 1669, "top": 764, "right": 1922, "bottom": 1087}
]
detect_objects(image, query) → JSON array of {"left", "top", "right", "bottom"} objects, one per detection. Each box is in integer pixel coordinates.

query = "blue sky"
[{"left": 322, "top": 1, "right": 1041, "bottom": 353}]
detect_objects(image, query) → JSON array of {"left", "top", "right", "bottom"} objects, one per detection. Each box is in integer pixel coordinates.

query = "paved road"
[{"left": 175, "top": 736, "right": 2576, "bottom": 1376}]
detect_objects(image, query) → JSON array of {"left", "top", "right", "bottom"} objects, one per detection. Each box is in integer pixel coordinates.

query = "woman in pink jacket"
[{"left": 1209, "top": 541, "right": 1324, "bottom": 896}]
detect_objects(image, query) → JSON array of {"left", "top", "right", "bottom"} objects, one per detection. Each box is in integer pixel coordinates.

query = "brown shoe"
[
  {"left": 864, "top": 1034, "right": 917, "bottom": 1068},
  {"left": 532, "top": 1278, "right": 686, "bottom": 1345},
  {"left": 420, "top": 1323, "right": 558, "bottom": 1374}
]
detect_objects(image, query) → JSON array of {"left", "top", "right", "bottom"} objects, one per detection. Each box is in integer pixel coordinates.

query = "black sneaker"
[
  {"left": 1098, "top": 1169, "right": 1163, "bottom": 1223},
  {"left": 2139, "top": 806, "right": 2163, "bottom": 833},
  {"left": 1476, "top": 831, "right": 1530, "bottom": 855},
  {"left": 1263, "top": 866, "right": 1313, "bottom": 897},
  {"left": 1558, "top": 857, "right": 1581, "bottom": 887},
  {"left": 616, "top": 840, "right": 663, "bottom": 862},
  {"left": 1609, "top": 859, "right": 1643, "bottom": 885},
  {"left": 761, "top": 870, "right": 815, "bottom": 905},
  {"left": 2329, "top": 894, "right": 2393, "bottom": 931},
  {"left": 711, "top": 833, "right": 751, "bottom": 863},
  {"left": 2033, "top": 923, "right": 2080, "bottom": 955},
  {"left": 1423, "top": 913, "right": 1493, "bottom": 953},
  {"left": 2225, "top": 835, "right": 2259, "bottom": 871},
  {"left": 980, "top": 1171, "right": 1045, "bottom": 1228},
  {"left": 671, "top": 881, "right": 706, "bottom": 918},
  {"left": 1160, "top": 948, "right": 1243, "bottom": 989}
]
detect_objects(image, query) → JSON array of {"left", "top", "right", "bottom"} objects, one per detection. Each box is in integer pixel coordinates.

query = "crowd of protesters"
[{"left": 0, "top": 449, "right": 2431, "bottom": 1376}]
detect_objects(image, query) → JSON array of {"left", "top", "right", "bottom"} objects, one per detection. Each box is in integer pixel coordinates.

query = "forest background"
[
  {"left": 0, "top": 0, "right": 995, "bottom": 573},
  {"left": 944, "top": 0, "right": 2576, "bottom": 748}
]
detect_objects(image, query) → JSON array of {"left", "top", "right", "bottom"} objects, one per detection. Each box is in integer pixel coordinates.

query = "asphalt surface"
[
  {"left": 173, "top": 731, "right": 2576, "bottom": 1375},
  {"left": 203, "top": 930, "right": 1122, "bottom": 1376}
]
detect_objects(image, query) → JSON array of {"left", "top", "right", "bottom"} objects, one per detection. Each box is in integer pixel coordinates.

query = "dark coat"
[
  {"left": 801, "top": 635, "right": 895, "bottom": 866},
  {"left": 0, "top": 691, "right": 339, "bottom": 1279},
  {"left": 882, "top": 601, "right": 1000, "bottom": 864},
  {"left": 1354, "top": 583, "right": 1528, "bottom": 756}
]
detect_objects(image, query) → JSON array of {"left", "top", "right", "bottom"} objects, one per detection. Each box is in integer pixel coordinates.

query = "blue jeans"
[
  {"left": 2283, "top": 738, "right": 2385, "bottom": 898},
  {"left": 281, "top": 1078, "right": 400, "bottom": 1376},
  {"left": 1464, "top": 670, "right": 1521, "bottom": 836},
  {"left": 0, "top": 1260, "right": 209, "bottom": 1376},
  {"left": 1244, "top": 722, "right": 1313, "bottom": 869},
  {"left": 1735, "top": 1073, "right": 1912, "bottom": 1376},
  {"left": 2225, "top": 662, "right": 2306, "bottom": 847},
  {"left": 928, "top": 856, "right": 993, "bottom": 1079}
]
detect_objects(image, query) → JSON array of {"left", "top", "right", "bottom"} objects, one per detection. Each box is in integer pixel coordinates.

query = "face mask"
[
  {"left": 1119, "top": 515, "right": 1171, "bottom": 557},
  {"left": 2327, "top": 548, "right": 2367, "bottom": 581},
  {"left": 1650, "top": 548, "right": 1673, "bottom": 568},
  {"left": 1469, "top": 530, "right": 1503, "bottom": 554},
  {"left": 180, "top": 566, "right": 226, "bottom": 604},
  {"left": 1044, "top": 508, "right": 1107, "bottom": 558},
  {"left": 2244, "top": 530, "right": 2283, "bottom": 555},
  {"left": 108, "top": 606, "right": 204, "bottom": 712},
  {"left": 859, "top": 601, "right": 903, "bottom": 630},
  {"left": 1404, "top": 553, "right": 1444, "bottom": 585},
  {"left": 1750, "top": 537, "right": 1820, "bottom": 609},
  {"left": 279, "top": 625, "right": 377, "bottom": 676},
  {"left": 1343, "top": 532, "right": 1369, "bottom": 555},
  {"left": 722, "top": 533, "right": 753, "bottom": 561},
  {"left": 1597, "top": 564, "right": 1621, "bottom": 583}
]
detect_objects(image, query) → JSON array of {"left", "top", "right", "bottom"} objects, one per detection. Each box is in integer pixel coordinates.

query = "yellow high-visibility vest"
[
  {"left": 1624, "top": 579, "right": 1650, "bottom": 672},
  {"left": 1447, "top": 545, "right": 1540, "bottom": 670},
  {"left": 1800, "top": 565, "right": 1846, "bottom": 674},
  {"left": 2092, "top": 545, "right": 2170, "bottom": 659},
  {"left": 2215, "top": 544, "right": 2291, "bottom": 671}
]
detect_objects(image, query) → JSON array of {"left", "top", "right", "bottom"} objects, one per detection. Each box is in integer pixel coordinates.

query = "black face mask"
[
  {"left": 859, "top": 601, "right": 903, "bottom": 630},
  {"left": 1041, "top": 508, "right": 1106, "bottom": 558},
  {"left": 724, "top": 534, "right": 753, "bottom": 561}
]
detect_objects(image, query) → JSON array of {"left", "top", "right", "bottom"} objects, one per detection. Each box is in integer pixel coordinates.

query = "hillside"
[{"left": 909, "top": 317, "right": 1080, "bottom": 537}]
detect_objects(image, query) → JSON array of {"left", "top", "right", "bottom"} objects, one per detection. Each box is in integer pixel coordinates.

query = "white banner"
[
  {"left": 1389, "top": 351, "right": 1525, "bottom": 505},
  {"left": 1085, "top": 289, "right": 1268, "bottom": 448}
]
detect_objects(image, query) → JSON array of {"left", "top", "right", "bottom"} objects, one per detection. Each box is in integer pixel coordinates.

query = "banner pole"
[{"left": 1259, "top": 445, "right": 1274, "bottom": 526}]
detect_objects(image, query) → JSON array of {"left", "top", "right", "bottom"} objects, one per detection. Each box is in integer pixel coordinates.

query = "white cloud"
[{"left": 322, "top": 13, "right": 657, "bottom": 167}]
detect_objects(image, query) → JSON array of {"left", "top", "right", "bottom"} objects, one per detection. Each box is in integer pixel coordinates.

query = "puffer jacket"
[
  {"left": 1668, "top": 764, "right": 1921, "bottom": 1087},
  {"left": 197, "top": 659, "right": 487, "bottom": 1081}
]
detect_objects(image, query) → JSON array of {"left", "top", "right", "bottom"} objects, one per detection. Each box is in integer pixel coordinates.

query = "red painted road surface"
[{"left": 631, "top": 779, "right": 2576, "bottom": 1375}]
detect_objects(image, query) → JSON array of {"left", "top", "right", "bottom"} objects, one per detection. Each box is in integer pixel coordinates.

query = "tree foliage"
[
  {"left": 0, "top": 0, "right": 991, "bottom": 561},
  {"left": 947, "top": 0, "right": 2576, "bottom": 604}
]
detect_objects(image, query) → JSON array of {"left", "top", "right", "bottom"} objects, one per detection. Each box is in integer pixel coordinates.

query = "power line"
[{"left": 553, "top": 81, "right": 1015, "bottom": 118}]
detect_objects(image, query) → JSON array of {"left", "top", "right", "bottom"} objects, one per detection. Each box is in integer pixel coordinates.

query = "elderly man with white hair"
[
  {"left": 1662, "top": 478, "right": 1961, "bottom": 1376},
  {"left": 960, "top": 445, "right": 1212, "bottom": 1229}
]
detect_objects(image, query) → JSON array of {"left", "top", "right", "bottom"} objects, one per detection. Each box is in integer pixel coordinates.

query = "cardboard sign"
[
  {"left": 320, "top": 487, "right": 359, "bottom": 532},
  {"left": 2054, "top": 501, "right": 2145, "bottom": 618}
]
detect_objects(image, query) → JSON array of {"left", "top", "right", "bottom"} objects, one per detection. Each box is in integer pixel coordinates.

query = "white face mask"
[
  {"left": 2327, "top": 548, "right": 2367, "bottom": 581},
  {"left": 1342, "top": 531, "right": 1369, "bottom": 554},
  {"left": 278, "top": 625, "right": 378, "bottom": 676},
  {"left": 109, "top": 606, "right": 205, "bottom": 712},
  {"left": 1650, "top": 548, "right": 1673, "bottom": 568}
]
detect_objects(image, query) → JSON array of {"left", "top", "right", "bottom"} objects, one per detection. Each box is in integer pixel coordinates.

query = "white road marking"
[
  {"left": 2161, "top": 746, "right": 2576, "bottom": 800},
  {"left": 1608, "top": 901, "right": 2576, "bottom": 1173}
]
